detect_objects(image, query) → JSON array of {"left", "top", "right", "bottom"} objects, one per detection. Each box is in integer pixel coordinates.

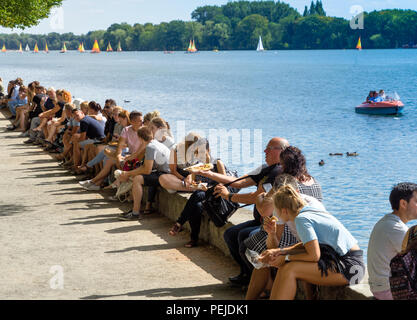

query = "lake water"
[{"left": 1, "top": 49, "right": 417, "bottom": 258}]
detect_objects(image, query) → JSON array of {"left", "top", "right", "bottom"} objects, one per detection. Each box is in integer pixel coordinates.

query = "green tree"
[
  {"left": 0, "top": 0, "right": 63, "bottom": 29},
  {"left": 234, "top": 14, "right": 270, "bottom": 49}
]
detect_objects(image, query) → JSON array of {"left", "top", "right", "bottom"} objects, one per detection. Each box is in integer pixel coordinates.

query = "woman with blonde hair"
[
  {"left": 143, "top": 110, "right": 160, "bottom": 126},
  {"left": 259, "top": 184, "right": 365, "bottom": 300}
]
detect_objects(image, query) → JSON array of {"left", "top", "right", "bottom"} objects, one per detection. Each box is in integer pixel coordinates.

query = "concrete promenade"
[{"left": 0, "top": 111, "right": 244, "bottom": 300}]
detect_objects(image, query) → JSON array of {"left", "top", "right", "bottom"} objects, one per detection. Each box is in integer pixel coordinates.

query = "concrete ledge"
[{"left": 154, "top": 187, "right": 374, "bottom": 300}]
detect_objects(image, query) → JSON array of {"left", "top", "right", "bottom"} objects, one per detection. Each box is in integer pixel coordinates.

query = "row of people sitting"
[{"left": 3, "top": 77, "right": 416, "bottom": 300}]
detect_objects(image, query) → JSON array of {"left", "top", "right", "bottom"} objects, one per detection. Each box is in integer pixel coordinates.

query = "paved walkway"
[{"left": 0, "top": 111, "right": 244, "bottom": 300}]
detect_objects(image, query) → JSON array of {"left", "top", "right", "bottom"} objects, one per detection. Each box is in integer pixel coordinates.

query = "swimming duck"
[
  {"left": 319, "top": 160, "right": 325, "bottom": 166},
  {"left": 346, "top": 152, "right": 359, "bottom": 157},
  {"left": 329, "top": 153, "right": 343, "bottom": 156}
]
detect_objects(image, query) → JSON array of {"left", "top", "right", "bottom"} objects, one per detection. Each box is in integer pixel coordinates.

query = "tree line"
[{"left": 1, "top": 1, "right": 417, "bottom": 51}]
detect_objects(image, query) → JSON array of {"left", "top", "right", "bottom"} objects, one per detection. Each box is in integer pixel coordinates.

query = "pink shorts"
[{"left": 373, "top": 289, "right": 393, "bottom": 300}]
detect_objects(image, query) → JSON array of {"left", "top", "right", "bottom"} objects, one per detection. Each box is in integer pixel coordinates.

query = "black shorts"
[
  {"left": 339, "top": 250, "right": 365, "bottom": 285},
  {"left": 317, "top": 245, "right": 365, "bottom": 285},
  {"left": 143, "top": 171, "right": 164, "bottom": 187},
  {"left": 177, "top": 168, "right": 190, "bottom": 179}
]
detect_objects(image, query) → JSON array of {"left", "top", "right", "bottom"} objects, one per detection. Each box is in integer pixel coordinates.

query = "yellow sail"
[
  {"left": 45, "top": 42, "right": 49, "bottom": 53},
  {"left": 81, "top": 43, "right": 85, "bottom": 52},
  {"left": 34, "top": 43, "right": 39, "bottom": 53},
  {"left": 187, "top": 40, "right": 192, "bottom": 52},
  {"left": 19, "top": 43, "right": 23, "bottom": 52},
  {"left": 356, "top": 37, "right": 362, "bottom": 50},
  {"left": 91, "top": 39, "right": 100, "bottom": 53},
  {"left": 106, "top": 42, "right": 113, "bottom": 52},
  {"left": 61, "top": 42, "right": 67, "bottom": 53},
  {"left": 1, "top": 44, "right": 6, "bottom": 52}
]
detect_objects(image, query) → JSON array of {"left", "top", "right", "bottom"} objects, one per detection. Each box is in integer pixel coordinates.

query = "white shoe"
[
  {"left": 84, "top": 183, "right": 101, "bottom": 191},
  {"left": 79, "top": 180, "right": 92, "bottom": 187}
]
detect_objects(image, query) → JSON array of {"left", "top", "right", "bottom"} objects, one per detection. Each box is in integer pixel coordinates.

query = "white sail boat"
[
  {"left": 256, "top": 36, "right": 265, "bottom": 51},
  {"left": 25, "top": 44, "right": 30, "bottom": 52}
]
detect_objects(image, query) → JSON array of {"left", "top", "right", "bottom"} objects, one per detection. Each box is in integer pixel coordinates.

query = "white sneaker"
[
  {"left": 84, "top": 183, "right": 101, "bottom": 191},
  {"left": 79, "top": 180, "right": 92, "bottom": 187}
]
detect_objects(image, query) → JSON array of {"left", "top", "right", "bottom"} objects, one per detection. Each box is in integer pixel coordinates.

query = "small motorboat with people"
[{"left": 355, "top": 90, "right": 404, "bottom": 115}]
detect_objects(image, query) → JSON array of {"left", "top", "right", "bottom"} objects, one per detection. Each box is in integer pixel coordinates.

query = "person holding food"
[
  {"left": 258, "top": 184, "right": 364, "bottom": 300},
  {"left": 165, "top": 133, "right": 228, "bottom": 248},
  {"left": 191, "top": 137, "right": 290, "bottom": 285},
  {"left": 159, "top": 132, "right": 216, "bottom": 193}
]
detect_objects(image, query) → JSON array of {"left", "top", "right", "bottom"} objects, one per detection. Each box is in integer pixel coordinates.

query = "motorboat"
[{"left": 355, "top": 100, "right": 404, "bottom": 115}]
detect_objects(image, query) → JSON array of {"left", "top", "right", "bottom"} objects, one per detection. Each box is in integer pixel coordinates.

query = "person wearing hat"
[{"left": 368, "top": 182, "right": 417, "bottom": 300}]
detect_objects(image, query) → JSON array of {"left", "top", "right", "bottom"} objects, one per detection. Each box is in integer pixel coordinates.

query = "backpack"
[{"left": 389, "top": 249, "right": 417, "bottom": 300}]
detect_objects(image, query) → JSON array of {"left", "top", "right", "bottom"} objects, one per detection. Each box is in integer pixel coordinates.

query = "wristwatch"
[
  {"left": 285, "top": 254, "right": 291, "bottom": 262},
  {"left": 228, "top": 193, "right": 234, "bottom": 201}
]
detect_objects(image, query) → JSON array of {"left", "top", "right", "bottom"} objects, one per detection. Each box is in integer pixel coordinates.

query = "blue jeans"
[{"left": 223, "top": 219, "right": 261, "bottom": 276}]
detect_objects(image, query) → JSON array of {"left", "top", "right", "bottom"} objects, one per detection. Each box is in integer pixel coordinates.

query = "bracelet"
[{"left": 285, "top": 254, "right": 291, "bottom": 262}]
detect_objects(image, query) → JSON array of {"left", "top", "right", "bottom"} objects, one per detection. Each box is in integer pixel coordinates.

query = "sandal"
[
  {"left": 184, "top": 240, "right": 198, "bottom": 248},
  {"left": 169, "top": 223, "right": 183, "bottom": 236},
  {"left": 141, "top": 208, "right": 157, "bottom": 215}
]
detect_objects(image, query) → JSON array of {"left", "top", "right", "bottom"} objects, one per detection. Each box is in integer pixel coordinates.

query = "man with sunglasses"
[{"left": 196, "top": 137, "right": 289, "bottom": 285}]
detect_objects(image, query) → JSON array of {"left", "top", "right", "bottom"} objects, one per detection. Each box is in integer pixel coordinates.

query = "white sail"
[
  {"left": 256, "top": 36, "right": 264, "bottom": 51},
  {"left": 25, "top": 44, "right": 30, "bottom": 51}
]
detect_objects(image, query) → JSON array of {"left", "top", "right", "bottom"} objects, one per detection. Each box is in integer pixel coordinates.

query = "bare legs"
[
  {"left": 159, "top": 174, "right": 195, "bottom": 192},
  {"left": 269, "top": 261, "right": 348, "bottom": 300}
]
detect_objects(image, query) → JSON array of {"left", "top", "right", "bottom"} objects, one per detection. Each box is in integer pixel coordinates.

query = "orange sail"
[
  {"left": 34, "top": 43, "right": 39, "bottom": 53},
  {"left": 1, "top": 44, "right": 6, "bottom": 52},
  {"left": 356, "top": 37, "right": 362, "bottom": 50},
  {"left": 91, "top": 39, "right": 100, "bottom": 53},
  {"left": 187, "top": 40, "right": 197, "bottom": 53},
  {"left": 81, "top": 43, "right": 85, "bottom": 52},
  {"left": 44, "top": 42, "right": 49, "bottom": 53},
  {"left": 18, "top": 43, "right": 23, "bottom": 53},
  {"left": 106, "top": 42, "right": 113, "bottom": 52}
]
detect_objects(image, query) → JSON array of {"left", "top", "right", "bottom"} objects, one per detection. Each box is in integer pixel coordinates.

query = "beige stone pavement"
[{"left": 0, "top": 111, "right": 244, "bottom": 300}]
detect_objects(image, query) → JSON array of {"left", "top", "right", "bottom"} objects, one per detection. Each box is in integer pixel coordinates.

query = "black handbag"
[{"left": 202, "top": 175, "right": 252, "bottom": 227}]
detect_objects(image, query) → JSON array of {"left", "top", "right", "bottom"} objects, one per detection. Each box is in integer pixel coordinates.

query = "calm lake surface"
[{"left": 2, "top": 49, "right": 417, "bottom": 258}]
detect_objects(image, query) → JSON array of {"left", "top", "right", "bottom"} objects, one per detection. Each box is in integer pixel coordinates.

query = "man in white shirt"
[{"left": 367, "top": 182, "right": 417, "bottom": 300}]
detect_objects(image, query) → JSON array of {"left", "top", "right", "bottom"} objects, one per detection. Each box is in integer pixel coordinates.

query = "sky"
[{"left": 1, "top": 0, "right": 417, "bottom": 35}]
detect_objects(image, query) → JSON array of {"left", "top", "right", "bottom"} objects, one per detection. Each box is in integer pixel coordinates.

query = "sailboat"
[
  {"left": 117, "top": 41, "right": 122, "bottom": 52},
  {"left": 44, "top": 42, "right": 49, "bottom": 53},
  {"left": 18, "top": 43, "right": 23, "bottom": 53},
  {"left": 60, "top": 42, "right": 67, "bottom": 53},
  {"left": 106, "top": 42, "right": 113, "bottom": 52},
  {"left": 78, "top": 42, "right": 85, "bottom": 53},
  {"left": 91, "top": 39, "right": 100, "bottom": 53},
  {"left": 25, "top": 44, "right": 30, "bottom": 52},
  {"left": 356, "top": 37, "right": 362, "bottom": 50},
  {"left": 33, "top": 43, "right": 39, "bottom": 53},
  {"left": 186, "top": 40, "right": 198, "bottom": 53},
  {"left": 1, "top": 44, "right": 6, "bottom": 52},
  {"left": 256, "top": 36, "right": 265, "bottom": 52}
]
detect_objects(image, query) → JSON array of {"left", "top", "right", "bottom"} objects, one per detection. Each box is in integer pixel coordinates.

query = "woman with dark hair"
[
  {"left": 279, "top": 146, "right": 322, "bottom": 201},
  {"left": 245, "top": 146, "right": 323, "bottom": 299}
]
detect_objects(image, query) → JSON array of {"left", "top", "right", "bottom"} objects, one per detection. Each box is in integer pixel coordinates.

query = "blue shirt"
[
  {"left": 295, "top": 206, "right": 358, "bottom": 256},
  {"left": 373, "top": 96, "right": 383, "bottom": 102}
]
